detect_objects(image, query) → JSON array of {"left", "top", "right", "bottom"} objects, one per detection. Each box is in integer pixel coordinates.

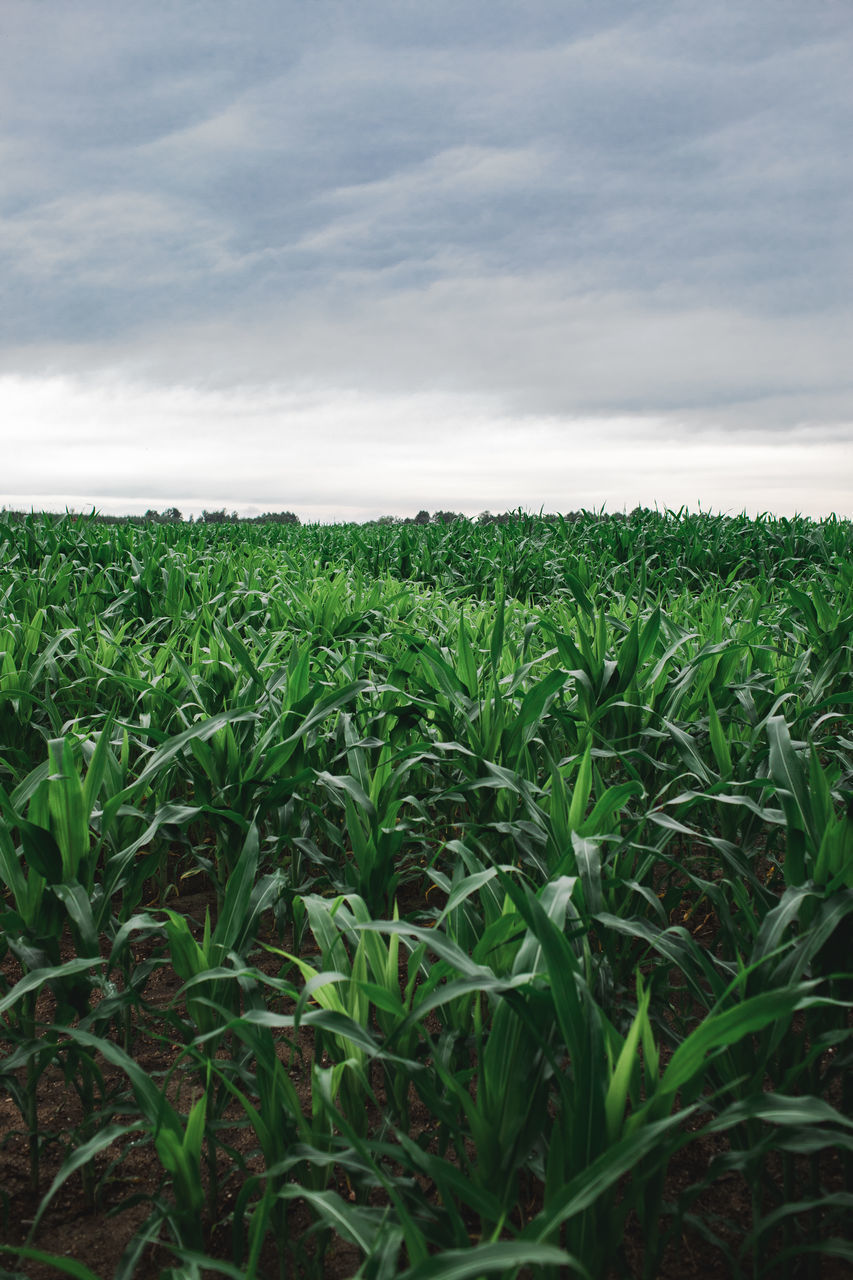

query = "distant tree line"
[
  {"left": 0, "top": 507, "right": 301, "bottom": 526},
  {"left": 143, "top": 508, "right": 184, "bottom": 523},
  {"left": 195, "top": 509, "right": 300, "bottom": 525},
  {"left": 370, "top": 510, "right": 470, "bottom": 526},
  {"left": 145, "top": 507, "right": 300, "bottom": 525},
  {"left": 368, "top": 509, "right": 567, "bottom": 526},
  {"left": 0, "top": 505, "right": 663, "bottom": 528}
]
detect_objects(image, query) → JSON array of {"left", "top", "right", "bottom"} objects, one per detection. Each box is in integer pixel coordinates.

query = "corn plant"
[{"left": 1, "top": 508, "right": 852, "bottom": 1278}]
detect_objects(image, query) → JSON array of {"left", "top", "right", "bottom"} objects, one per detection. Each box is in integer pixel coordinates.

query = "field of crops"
[{"left": 0, "top": 509, "right": 851, "bottom": 1280}]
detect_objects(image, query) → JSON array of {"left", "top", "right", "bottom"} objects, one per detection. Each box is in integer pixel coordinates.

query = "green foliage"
[{"left": 0, "top": 509, "right": 851, "bottom": 1278}]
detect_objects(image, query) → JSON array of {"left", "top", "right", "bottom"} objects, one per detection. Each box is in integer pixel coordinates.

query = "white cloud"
[{"left": 1, "top": 374, "right": 849, "bottom": 521}]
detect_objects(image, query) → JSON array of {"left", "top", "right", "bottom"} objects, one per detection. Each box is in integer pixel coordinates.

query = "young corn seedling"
[
  {"left": 0, "top": 728, "right": 119, "bottom": 1196},
  {"left": 33, "top": 1027, "right": 213, "bottom": 1258},
  {"left": 160, "top": 823, "right": 283, "bottom": 1217}
]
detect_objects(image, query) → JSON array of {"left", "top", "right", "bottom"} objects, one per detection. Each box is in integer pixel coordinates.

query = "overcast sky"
[{"left": 1, "top": 1, "right": 851, "bottom": 521}]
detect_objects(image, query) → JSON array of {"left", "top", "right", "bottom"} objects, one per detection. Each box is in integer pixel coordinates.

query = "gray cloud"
[{"left": 0, "top": 1, "right": 850, "bottom": 515}]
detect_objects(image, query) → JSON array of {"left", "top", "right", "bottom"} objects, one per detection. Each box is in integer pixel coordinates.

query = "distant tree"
[
  {"left": 197, "top": 508, "right": 300, "bottom": 525},
  {"left": 431, "top": 510, "right": 465, "bottom": 525},
  {"left": 253, "top": 511, "right": 300, "bottom": 525},
  {"left": 160, "top": 507, "right": 183, "bottom": 523},
  {"left": 143, "top": 509, "right": 159, "bottom": 522},
  {"left": 413, "top": 509, "right": 430, "bottom": 526}
]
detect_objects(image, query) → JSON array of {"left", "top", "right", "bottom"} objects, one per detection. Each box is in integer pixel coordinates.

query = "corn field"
[{"left": 0, "top": 508, "right": 851, "bottom": 1279}]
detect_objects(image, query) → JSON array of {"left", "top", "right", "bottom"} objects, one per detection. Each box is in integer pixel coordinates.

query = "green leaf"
[
  {"left": 134, "top": 709, "right": 260, "bottom": 789},
  {"left": 0, "top": 1246, "right": 103, "bottom": 1280},
  {"left": 214, "top": 821, "right": 259, "bottom": 950},
  {"left": 81, "top": 718, "right": 114, "bottom": 822},
  {"left": 52, "top": 881, "right": 99, "bottom": 955},
  {"left": 616, "top": 618, "right": 639, "bottom": 690},
  {"left": 767, "top": 715, "right": 812, "bottom": 882},
  {"left": 707, "top": 692, "right": 732, "bottom": 777},
  {"left": 661, "top": 984, "right": 820, "bottom": 1099},
  {"left": 489, "top": 594, "right": 505, "bottom": 676},
  {"left": 27, "top": 1121, "right": 145, "bottom": 1241},
  {"left": 605, "top": 977, "right": 651, "bottom": 1141},
  {"left": 45, "top": 738, "right": 88, "bottom": 880},
  {"left": 637, "top": 606, "right": 661, "bottom": 666},
  {"left": 0, "top": 956, "right": 105, "bottom": 1017},
  {"left": 400, "top": 1242, "right": 580, "bottom": 1280},
  {"left": 578, "top": 780, "right": 643, "bottom": 837},
  {"left": 568, "top": 745, "right": 592, "bottom": 829},
  {"left": 17, "top": 819, "right": 63, "bottom": 887},
  {"left": 516, "top": 668, "right": 567, "bottom": 734},
  {"left": 565, "top": 572, "right": 594, "bottom": 618},
  {"left": 456, "top": 612, "right": 478, "bottom": 699}
]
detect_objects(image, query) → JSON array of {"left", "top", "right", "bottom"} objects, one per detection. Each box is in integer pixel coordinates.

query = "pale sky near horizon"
[{"left": 1, "top": 2, "right": 851, "bottom": 522}]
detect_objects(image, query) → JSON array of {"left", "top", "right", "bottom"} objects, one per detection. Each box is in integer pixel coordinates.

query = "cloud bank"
[{"left": 1, "top": 1, "right": 850, "bottom": 517}]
